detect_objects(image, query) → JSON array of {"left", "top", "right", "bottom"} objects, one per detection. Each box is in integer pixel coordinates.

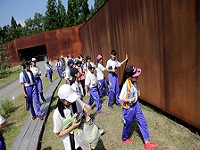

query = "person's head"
[
  {"left": 22, "top": 61, "right": 31, "bottom": 70},
  {"left": 76, "top": 60, "right": 82, "bottom": 67},
  {"left": 88, "top": 62, "right": 96, "bottom": 73},
  {"left": 70, "top": 68, "right": 80, "bottom": 83},
  {"left": 96, "top": 55, "right": 103, "bottom": 64},
  {"left": 78, "top": 54, "right": 83, "bottom": 59},
  {"left": 46, "top": 60, "right": 49, "bottom": 64},
  {"left": 31, "top": 58, "right": 37, "bottom": 66},
  {"left": 68, "top": 59, "right": 74, "bottom": 67},
  {"left": 86, "top": 56, "right": 91, "bottom": 63},
  {"left": 111, "top": 50, "right": 117, "bottom": 60},
  {"left": 57, "top": 58, "right": 59, "bottom": 61},
  {"left": 125, "top": 65, "right": 142, "bottom": 82}
]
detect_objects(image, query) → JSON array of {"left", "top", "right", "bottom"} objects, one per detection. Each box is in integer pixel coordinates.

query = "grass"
[
  {"left": 1, "top": 70, "right": 200, "bottom": 149},
  {"left": 41, "top": 91, "right": 200, "bottom": 150},
  {"left": 0, "top": 72, "right": 58, "bottom": 149},
  {"left": 0, "top": 67, "right": 21, "bottom": 88}
]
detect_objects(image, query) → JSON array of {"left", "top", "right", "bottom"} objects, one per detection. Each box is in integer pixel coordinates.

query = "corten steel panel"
[
  {"left": 4, "top": 25, "right": 83, "bottom": 66},
  {"left": 80, "top": 0, "right": 200, "bottom": 129}
]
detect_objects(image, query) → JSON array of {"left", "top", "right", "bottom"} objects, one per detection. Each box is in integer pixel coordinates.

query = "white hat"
[
  {"left": 57, "top": 84, "right": 79, "bottom": 102},
  {"left": 31, "top": 58, "right": 37, "bottom": 62}
]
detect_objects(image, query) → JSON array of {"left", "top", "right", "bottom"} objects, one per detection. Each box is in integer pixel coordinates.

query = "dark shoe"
[
  {"left": 116, "top": 103, "right": 121, "bottom": 106},
  {"left": 108, "top": 104, "right": 113, "bottom": 108},
  {"left": 37, "top": 115, "right": 43, "bottom": 120},
  {"left": 32, "top": 116, "right": 36, "bottom": 120}
]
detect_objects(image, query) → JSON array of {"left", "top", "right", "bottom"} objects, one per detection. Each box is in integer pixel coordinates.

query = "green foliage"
[
  {"left": 44, "top": 0, "right": 58, "bottom": 31},
  {"left": 0, "top": 97, "right": 14, "bottom": 116},
  {"left": 93, "top": 0, "right": 107, "bottom": 13},
  {"left": 57, "top": 0, "right": 67, "bottom": 29}
]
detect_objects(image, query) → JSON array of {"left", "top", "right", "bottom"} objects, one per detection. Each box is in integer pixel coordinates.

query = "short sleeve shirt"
[
  {"left": 30, "top": 66, "right": 41, "bottom": 76},
  {"left": 64, "top": 67, "right": 72, "bottom": 80},
  {"left": 19, "top": 71, "right": 34, "bottom": 86},
  {"left": 0, "top": 114, "right": 5, "bottom": 125},
  {"left": 53, "top": 100, "right": 84, "bottom": 150},
  {"left": 106, "top": 59, "right": 121, "bottom": 70},
  {"left": 85, "top": 70, "right": 98, "bottom": 88},
  {"left": 96, "top": 63, "right": 105, "bottom": 80}
]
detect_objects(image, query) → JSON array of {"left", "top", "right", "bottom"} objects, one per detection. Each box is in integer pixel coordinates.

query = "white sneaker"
[{"left": 99, "top": 129, "right": 104, "bottom": 135}]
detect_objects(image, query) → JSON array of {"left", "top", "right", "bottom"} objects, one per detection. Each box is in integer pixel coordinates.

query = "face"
[
  {"left": 26, "top": 65, "right": 30, "bottom": 70},
  {"left": 69, "top": 63, "right": 74, "bottom": 67},
  {"left": 87, "top": 59, "right": 91, "bottom": 63},
  {"left": 130, "top": 76, "right": 138, "bottom": 83},
  {"left": 99, "top": 58, "right": 103, "bottom": 63},
  {"left": 89, "top": 68, "right": 95, "bottom": 73},
  {"left": 61, "top": 99, "right": 72, "bottom": 107},
  {"left": 111, "top": 54, "right": 116, "bottom": 60},
  {"left": 76, "top": 72, "right": 80, "bottom": 78},
  {"left": 32, "top": 61, "right": 36, "bottom": 66}
]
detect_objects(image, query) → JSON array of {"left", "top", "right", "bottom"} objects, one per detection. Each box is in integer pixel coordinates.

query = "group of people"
[{"left": 52, "top": 50, "right": 158, "bottom": 150}]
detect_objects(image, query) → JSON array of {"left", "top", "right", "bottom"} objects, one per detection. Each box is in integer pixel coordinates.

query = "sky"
[{"left": 0, "top": 0, "right": 94, "bottom": 27}]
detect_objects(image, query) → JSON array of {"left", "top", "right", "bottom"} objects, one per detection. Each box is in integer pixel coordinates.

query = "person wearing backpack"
[
  {"left": 119, "top": 65, "right": 158, "bottom": 150},
  {"left": 20, "top": 61, "right": 43, "bottom": 120}
]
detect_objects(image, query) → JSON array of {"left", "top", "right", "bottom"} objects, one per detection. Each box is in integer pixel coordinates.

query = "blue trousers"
[
  {"left": 88, "top": 87, "right": 101, "bottom": 112},
  {"left": 0, "top": 133, "right": 6, "bottom": 150},
  {"left": 25, "top": 85, "right": 42, "bottom": 117},
  {"left": 35, "top": 77, "right": 45, "bottom": 101},
  {"left": 56, "top": 66, "right": 62, "bottom": 78},
  {"left": 98, "top": 79, "right": 109, "bottom": 98},
  {"left": 108, "top": 72, "right": 120, "bottom": 105},
  {"left": 122, "top": 101, "right": 150, "bottom": 141},
  {"left": 46, "top": 69, "right": 53, "bottom": 83}
]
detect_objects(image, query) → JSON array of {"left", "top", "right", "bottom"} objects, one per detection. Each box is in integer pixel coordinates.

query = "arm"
[
  {"left": 0, "top": 121, "right": 6, "bottom": 129},
  {"left": 119, "top": 97, "right": 136, "bottom": 103},
  {"left": 120, "top": 54, "right": 128, "bottom": 66},
  {"left": 56, "top": 121, "right": 81, "bottom": 138},
  {"left": 21, "top": 83, "right": 27, "bottom": 97},
  {"left": 85, "top": 85, "right": 89, "bottom": 97}
]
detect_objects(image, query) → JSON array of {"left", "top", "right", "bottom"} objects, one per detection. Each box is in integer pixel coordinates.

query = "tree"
[
  {"left": 44, "top": 0, "right": 58, "bottom": 31},
  {"left": 78, "top": 0, "right": 91, "bottom": 24},
  {"left": 57, "top": 0, "right": 67, "bottom": 29},
  {"left": 66, "top": 0, "right": 79, "bottom": 27},
  {"left": 93, "top": 0, "right": 107, "bottom": 13}
]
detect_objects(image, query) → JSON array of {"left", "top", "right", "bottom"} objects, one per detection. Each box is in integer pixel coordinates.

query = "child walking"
[
  {"left": 96, "top": 55, "right": 114, "bottom": 98},
  {"left": 119, "top": 65, "right": 158, "bottom": 150},
  {"left": 76, "top": 61, "right": 85, "bottom": 96},
  {"left": 106, "top": 50, "right": 128, "bottom": 108},
  {"left": 45, "top": 59, "right": 53, "bottom": 83},
  {"left": 31, "top": 58, "right": 46, "bottom": 102},
  {"left": 85, "top": 63, "right": 102, "bottom": 113},
  {"left": 55, "top": 58, "right": 62, "bottom": 78},
  {"left": 20, "top": 61, "right": 43, "bottom": 120}
]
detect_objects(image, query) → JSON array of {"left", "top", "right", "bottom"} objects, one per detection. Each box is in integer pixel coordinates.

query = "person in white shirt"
[
  {"left": 85, "top": 62, "right": 102, "bottom": 113},
  {"left": 119, "top": 65, "right": 158, "bottom": 150},
  {"left": 45, "top": 59, "right": 53, "bottom": 83},
  {"left": 83, "top": 56, "right": 91, "bottom": 73},
  {"left": 20, "top": 61, "right": 43, "bottom": 120},
  {"left": 0, "top": 114, "right": 6, "bottom": 150},
  {"left": 106, "top": 50, "right": 128, "bottom": 108},
  {"left": 31, "top": 58, "right": 45, "bottom": 102},
  {"left": 53, "top": 84, "right": 91, "bottom": 150},
  {"left": 55, "top": 58, "right": 62, "bottom": 78},
  {"left": 70, "top": 68, "right": 84, "bottom": 100},
  {"left": 96, "top": 55, "right": 115, "bottom": 98},
  {"left": 64, "top": 59, "right": 74, "bottom": 84}
]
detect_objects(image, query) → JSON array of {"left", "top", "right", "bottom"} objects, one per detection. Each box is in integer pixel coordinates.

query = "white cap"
[
  {"left": 31, "top": 58, "right": 37, "bottom": 62},
  {"left": 57, "top": 84, "right": 79, "bottom": 102}
]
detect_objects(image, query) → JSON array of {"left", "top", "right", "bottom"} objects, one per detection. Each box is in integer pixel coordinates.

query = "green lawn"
[
  {"left": 41, "top": 88, "right": 200, "bottom": 150},
  {"left": 0, "top": 67, "right": 21, "bottom": 88}
]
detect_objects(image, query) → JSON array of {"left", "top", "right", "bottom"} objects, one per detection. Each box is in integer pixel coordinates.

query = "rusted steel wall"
[
  {"left": 4, "top": 25, "right": 83, "bottom": 66},
  {"left": 79, "top": 0, "right": 200, "bottom": 129}
]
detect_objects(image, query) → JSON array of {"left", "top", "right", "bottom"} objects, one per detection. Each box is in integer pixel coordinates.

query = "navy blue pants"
[
  {"left": 98, "top": 78, "right": 109, "bottom": 98},
  {"left": 0, "top": 132, "right": 6, "bottom": 150}
]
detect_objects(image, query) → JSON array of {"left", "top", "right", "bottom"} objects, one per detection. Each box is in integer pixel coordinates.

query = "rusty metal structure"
[
  {"left": 79, "top": 0, "right": 200, "bottom": 129},
  {"left": 4, "top": 25, "right": 83, "bottom": 66}
]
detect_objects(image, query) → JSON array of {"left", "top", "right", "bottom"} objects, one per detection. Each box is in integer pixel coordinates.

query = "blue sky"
[{"left": 0, "top": 0, "right": 94, "bottom": 27}]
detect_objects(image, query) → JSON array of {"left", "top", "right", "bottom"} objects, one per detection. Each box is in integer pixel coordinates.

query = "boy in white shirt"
[
  {"left": 64, "top": 59, "right": 74, "bottom": 84},
  {"left": 85, "top": 63, "right": 102, "bottom": 113},
  {"left": 106, "top": 50, "right": 128, "bottom": 108},
  {"left": 31, "top": 58, "right": 45, "bottom": 102}
]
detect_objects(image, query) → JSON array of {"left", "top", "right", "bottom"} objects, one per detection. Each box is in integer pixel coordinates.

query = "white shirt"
[
  {"left": 0, "top": 114, "right": 5, "bottom": 125},
  {"left": 119, "top": 81, "right": 138, "bottom": 102},
  {"left": 55, "top": 61, "right": 61, "bottom": 67},
  {"left": 106, "top": 59, "right": 121, "bottom": 70},
  {"left": 64, "top": 67, "right": 72, "bottom": 80},
  {"left": 45, "top": 63, "right": 52, "bottom": 70},
  {"left": 96, "top": 63, "right": 105, "bottom": 80},
  {"left": 71, "top": 81, "right": 84, "bottom": 98},
  {"left": 85, "top": 70, "right": 98, "bottom": 88},
  {"left": 19, "top": 71, "right": 34, "bottom": 86},
  {"left": 30, "top": 66, "right": 41, "bottom": 76},
  {"left": 53, "top": 100, "right": 84, "bottom": 150}
]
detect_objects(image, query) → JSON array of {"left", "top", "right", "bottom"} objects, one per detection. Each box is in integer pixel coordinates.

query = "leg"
[
  {"left": 98, "top": 79, "right": 104, "bottom": 98},
  {"left": 88, "top": 88, "right": 94, "bottom": 106},
  {"left": 90, "top": 87, "right": 101, "bottom": 112},
  {"left": 0, "top": 134, "right": 6, "bottom": 150},
  {"left": 36, "top": 78, "right": 45, "bottom": 101},
  {"left": 103, "top": 78, "right": 109, "bottom": 96},
  {"left": 25, "top": 86, "right": 36, "bottom": 117},
  {"left": 135, "top": 102, "right": 150, "bottom": 141},
  {"left": 80, "top": 79, "right": 85, "bottom": 96},
  {"left": 115, "top": 75, "right": 120, "bottom": 104},
  {"left": 32, "top": 86, "right": 42, "bottom": 116},
  {"left": 122, "top": 108, "right": 135, "bottom": 141},
  {"left": 108, "top": 73, "right": 116, "bottom": 105}
]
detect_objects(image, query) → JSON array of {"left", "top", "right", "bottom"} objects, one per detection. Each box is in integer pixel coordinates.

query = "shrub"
[{"left": 0, "top": 97, "right": 14, "bottom": 115}]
